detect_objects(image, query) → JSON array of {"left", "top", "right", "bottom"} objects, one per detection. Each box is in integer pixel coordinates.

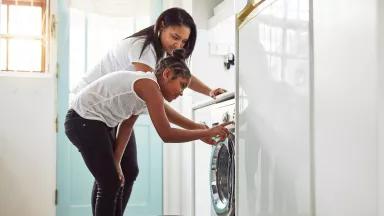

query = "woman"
[
  {"left": 71, "top": 7, "right": 227, "bottom": 214},
  {"left": 65, "top": 49, "right": 230, "bottom": 216}
]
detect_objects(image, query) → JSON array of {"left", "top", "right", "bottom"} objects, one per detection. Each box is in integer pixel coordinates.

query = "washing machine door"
[{"left": 210, "top": 132, "right": 235, "bottom": 216}]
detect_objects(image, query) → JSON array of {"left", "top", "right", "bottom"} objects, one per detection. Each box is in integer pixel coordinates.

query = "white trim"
[{"left": 0, "top": 71, "right": 54, "bottom": 78}]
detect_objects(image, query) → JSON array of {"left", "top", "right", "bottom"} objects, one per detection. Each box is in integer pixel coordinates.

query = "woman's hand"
[
  {"left": 209, "top": 88, "right": 227, "bottom": 99},
  {"left": 114, "top": 161, "right": 125, "bottom": 187}
]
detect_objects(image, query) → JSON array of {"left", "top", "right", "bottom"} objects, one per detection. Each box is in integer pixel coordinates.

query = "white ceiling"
[{"left": 68, "top": 0, "right": 152, "bottom": 17}]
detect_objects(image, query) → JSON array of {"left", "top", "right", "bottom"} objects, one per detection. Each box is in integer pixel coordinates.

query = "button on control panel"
[{"left": 222, "top": 112, "right": 231, "bottom": 123}]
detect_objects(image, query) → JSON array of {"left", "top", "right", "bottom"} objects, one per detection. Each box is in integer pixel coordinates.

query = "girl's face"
[
  {"left": 159, "top": 25, "right": 191, "bottom": 55},
  {"left": 160, "top": 68, "right": 190, "bottom": 102}
]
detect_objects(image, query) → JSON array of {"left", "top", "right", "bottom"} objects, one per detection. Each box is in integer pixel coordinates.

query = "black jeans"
[{"left": 64, "top": 109, "right": 139, "bottom": 216}]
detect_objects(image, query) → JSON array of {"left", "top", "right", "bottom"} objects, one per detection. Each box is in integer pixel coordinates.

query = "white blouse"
[
  {"left": 71, "top": 71, "right": 159, "bottom": 127},
  {"left": 72, "top": 36, "right": 158, "bottom": 94}
]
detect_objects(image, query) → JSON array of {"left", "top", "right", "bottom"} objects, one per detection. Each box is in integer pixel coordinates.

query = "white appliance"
[
  {"left": 193, "top": 93, "right": 236, "bottom": 216},
  {"left": 209, "top": 98, "right": 235, "bottom": 216},
  {"left": 236, "top": 0, "right": 312, "bottom": 215}
]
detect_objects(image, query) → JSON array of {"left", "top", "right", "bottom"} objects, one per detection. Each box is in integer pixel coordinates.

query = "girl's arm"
[
  {"left": 164, "top": 103, "right": 220, "bottom": 145},
  {"left": 114, "top": 115, "right": 138, "bottom": 186},
  {"left": 163, "top": 102, "right": 205, "bottom": 129},
  {"left": 114, "top": 115, "right": 139, "bottom": 163},
  {"left": 132, "top": 62, "right": 208, "bottom": 130},
  {"left": 134, "top": 79, "right": 229, "bottom": 143}
]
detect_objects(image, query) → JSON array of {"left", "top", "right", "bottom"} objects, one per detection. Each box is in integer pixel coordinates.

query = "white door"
[{"left": 237, "top": 0, "right": 312, "bottom": 215}]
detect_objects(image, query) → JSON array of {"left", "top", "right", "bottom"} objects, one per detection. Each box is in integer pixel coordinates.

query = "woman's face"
[
  {"left": 160, "top": 68, "right": 190, "bottom": 102},
  {"left": 159, "top": 25, "right": 191, "bottom": 55}
]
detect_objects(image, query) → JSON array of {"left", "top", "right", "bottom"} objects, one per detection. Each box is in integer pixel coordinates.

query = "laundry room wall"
[
  {"left": 0, "top": 72, "right": 56, "bottom": 216},
  {"left": 378, "top": 0, "right": 384, "bottom": 215},
  {"left": 313, "top": 0, "right": 380, "bottom": 215},
  {"left": 0, "top": 0, "right": 58, "bottom": 214}
]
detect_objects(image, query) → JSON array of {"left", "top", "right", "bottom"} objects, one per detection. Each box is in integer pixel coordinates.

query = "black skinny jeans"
[{"left": 64, "top": 109, "right": 139, "bottom": 216}]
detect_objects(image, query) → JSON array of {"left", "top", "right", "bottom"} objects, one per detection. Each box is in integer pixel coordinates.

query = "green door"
[{"left": 56, "top": 1, "right": 163, "bottom": 215}]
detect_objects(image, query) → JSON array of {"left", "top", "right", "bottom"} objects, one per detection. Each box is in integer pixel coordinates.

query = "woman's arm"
[
  {"left": 189, "top": 75, "right": 227, "bottom": 98},
  {"left": 188, "top": 75, "right": 211, "bottom": 96},
  {"left": 134, "top": 79, "right": 229, "bottom": 143},
  {"left": 133, "top": 62, "right": 154, "bottom": 72},
  {"left": 133, "top": 63, "right": 226, "bottom": 98}
]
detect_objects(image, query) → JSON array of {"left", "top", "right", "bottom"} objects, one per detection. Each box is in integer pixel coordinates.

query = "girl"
[
  {"left": 71, "top": 7, "right": 227, "bottom": 214},
  {"left": 65, "top": 49, "right": 230, "bottom": 216}
]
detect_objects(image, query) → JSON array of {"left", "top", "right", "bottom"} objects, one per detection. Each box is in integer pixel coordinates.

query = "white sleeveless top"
[
  {"left": 71, "top": 71, "right": 159, "bottom": 127},
  {"left": 72, "top": 36, "right": 158, "bottom": 94}
]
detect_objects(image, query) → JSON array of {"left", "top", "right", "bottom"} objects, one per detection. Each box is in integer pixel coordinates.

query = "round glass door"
[{"left": 210, "top": 133, "right": 235, "bottom": 215}]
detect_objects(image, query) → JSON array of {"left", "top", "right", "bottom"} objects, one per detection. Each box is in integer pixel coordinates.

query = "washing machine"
[
  {"left": 193, "top": 92, "right": 236, "bottom": 216},
  {"left": 209, "top": 98, "right": 236, "bottom": 216}
]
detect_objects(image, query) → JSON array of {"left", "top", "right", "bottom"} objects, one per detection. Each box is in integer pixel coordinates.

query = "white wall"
[
  {"left": 313, "top": 0, "right": 379, "bottom": 215},
  {"left": 0, "top": 0, "right": 57, "bottom": 214},
  {"left": 0, "top": 74, "right": 56, "bottom": 216},
  {"left": 162, "top": 132, "right": 183, "bottom": 214},
  {"left": 378, "top": 0, "right": 384, "bottom": 215},
  {"left": 190, "top": 29, "right": 236, "bottom": 103},
  {"left": 163, "top": 96, "right": 194, "bottom": 216},
  {"left": 163, "top": 0, "right": 192, "bottom": 12},
  {"left": 192, "top": 0, "right": 222, "bottom": 29}
]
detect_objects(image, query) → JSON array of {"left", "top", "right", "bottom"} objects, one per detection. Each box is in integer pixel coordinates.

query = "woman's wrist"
[{"left": 205, "top": 88, "right": 212, "bottom": 97}]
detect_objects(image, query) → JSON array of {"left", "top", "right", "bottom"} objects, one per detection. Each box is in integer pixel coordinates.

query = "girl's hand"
[
  {"left": 195, "top": 123, "right": 216, "bottom": 145},
  {"left": 209, "top": 88, "right": 227, "bottom": 99},
  {"left": 115, "top": 161, "right": 125, "bottom": 187},
  {"left": 200, "top": 136, "right": 217, "bottom": 145},
  {"left": 208, "top": 122, "right": 232, "bottom": 142}
]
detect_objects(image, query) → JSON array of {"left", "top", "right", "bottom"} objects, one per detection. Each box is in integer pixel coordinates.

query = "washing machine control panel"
[
  {"left": 222, "top": 112, "right": 231, "bottom": 123},
  {"left": 211, "top": 99, "right": 236, "bottom": 128}
]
